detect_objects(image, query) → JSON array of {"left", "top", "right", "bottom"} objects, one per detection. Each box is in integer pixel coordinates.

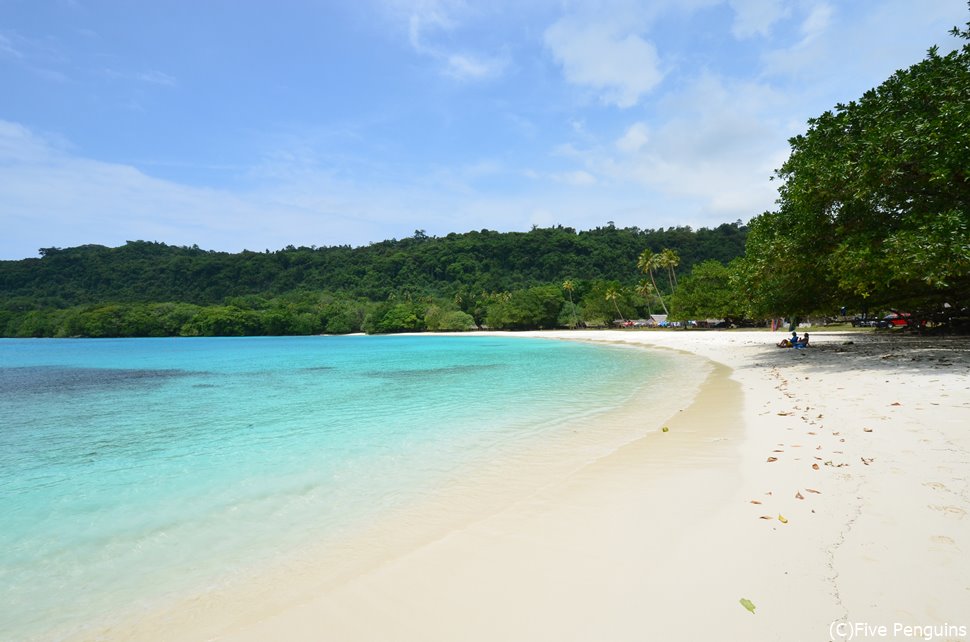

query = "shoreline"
[
  {"left": 66, "top": 334, "right": 711, "bottom": 642},
  {"left": 75, "top": 330, "right": 970, "bottom": 641}
]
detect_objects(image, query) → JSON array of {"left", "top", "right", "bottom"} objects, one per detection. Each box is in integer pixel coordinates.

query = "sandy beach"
[{"left": 88, "top": 330, "right": 970, "bottom": 642}]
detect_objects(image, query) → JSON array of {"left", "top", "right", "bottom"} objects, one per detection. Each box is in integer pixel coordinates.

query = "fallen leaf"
[
  {"left": 805, "top": 488, "right": 821, "bottom": 494},
  {"left": 778, "top": 514, "right": 789, "bottom": 524},
  {"left": 750, "top": 500, "right": 762, "bottom": 504},
  {"left": 777, "top": 411, "right": 792, "bottom": 416},
  {"left": 863, "top": 427, "right": 873, "bottom": 432},
  {"left": 739, "top": 598, "right": 756, "bottom": 614},
  {"left": 772, "top": 449, "right": 784, "bottom": 453},
  {"left": 759, "top": 515, "right": 773, "bottom": 520},
  {"left": 812, "top": 463, "right": 820, "bottom": 470},
  {"left": 861, "top": 457, "right": 874, "bottom": 465},
  {"left": 767, "top": 456, "right": 778, "bottom": 462},
  {"left": 891, "top": 402, "right": 902, "bottom": 406},
  {"left": 795, "top": 491, "right": 804, "bottom": 500}
]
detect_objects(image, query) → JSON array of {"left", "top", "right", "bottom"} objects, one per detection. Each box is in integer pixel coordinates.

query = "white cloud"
[
  {"left": 728, "top": 0, "right": 790, "bottom": 38},
  {"left": 2, "top": 120, "right": 609, "bottom": 259},
  {"left": 551, "top": 170, "right": 597, "bottom": 186},
  {"left": 388, "top": 0, "right": 507, "bottom": 82},
  {"left": 554, "top": 73, "right": 792, "bottom": 223},
  {"left": 544, "top": 18, "right": 663, "bottom": 108},
  {"left": 800, "top": 2, "right": 833, "bottom": 41},
  {"left": 406, "top": 1, "right": 459, "bottom": 52},
  {"left": 102, "top": 68, "right": 177, "bottom": 86},
  {"left": 0, "top": 29, "right": 70, "bottom": 81},
  {"left": 136, "top": 70, "right": 177, "bottom": 86},
  {"left": 0, "top": 120, "right": 396, "bottom": 258},
  {"left": 761, "top": 0, "right": 962, "bottom": 91},
  {"left": 616, "top": 122, "right": 650, "bottom": 154},
  {"left": 0, "top": 33, "right": 24, "bottom": 58},
  {"left": 443, "top": 51, "right": 508, "bottom": 80}
]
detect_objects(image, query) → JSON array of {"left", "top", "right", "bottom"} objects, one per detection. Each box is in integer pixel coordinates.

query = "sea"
[{"left": 0, "top": 335, "right": 686, "bottom": 640}]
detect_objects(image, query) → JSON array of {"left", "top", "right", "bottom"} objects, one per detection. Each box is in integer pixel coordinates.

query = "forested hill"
[{"left": 1, "top": 223, "right": 746, "bottom": 307}]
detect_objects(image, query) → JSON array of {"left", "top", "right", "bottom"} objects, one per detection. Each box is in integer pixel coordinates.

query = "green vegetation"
[
  {"left": 735, "top": 17, "right": 970, "bottom": 322},
  {"left": 668, "top": 260, "right": 745, "bottom": 323},
  {"left": 0, "top": 224, "right": 747, "bottom": 337}
]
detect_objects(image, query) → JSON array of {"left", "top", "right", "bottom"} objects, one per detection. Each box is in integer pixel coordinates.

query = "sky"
[{"left": 1, "top": 0, "right": 967, "bottom": 259}]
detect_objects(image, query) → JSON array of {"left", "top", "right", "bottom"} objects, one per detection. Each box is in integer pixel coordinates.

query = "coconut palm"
[
  {"left": 637, "top": 249, "right": 669, "bottom": 314},
  {"left": 605, "top": 287, "right": 625, "bottom": 322},
  {"left": 636, "top": 279, "right": 654, "bottom": 317},
  {"left": 562, "top": 279, "right": 579, "bottom": 328},
  {"left": 658, "top": 248, "right": 680, "bottom": 290}
]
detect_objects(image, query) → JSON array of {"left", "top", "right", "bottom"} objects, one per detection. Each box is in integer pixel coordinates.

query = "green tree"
[
  {"left": 605, "top": 287, "right": 625, "bottom": 322},
  {"left": 637, "top": 249, "right": 669, "bottom": 314},
  {"left": 371, "top": 303, "right": 425, "bottom": 333},
  {"left": 669, "top": 260, "right": 746, "bottom": 321},
  {"left": 657, "top": 248, "right": 680, "bottom": 291},
  {"left": 636, "top": 279, "right": 655, "bottom": 317},
  {"left": 580, "top": 281, "right": 637, "bottom": 325},
  {"left": 562, "top": 279, "right": 579, "bottom": 328},
  {"left": 740, "top": 18, "right": 970, "bottom": 319},
  {"left": 485, "top": 285, "right": 563, "bottom": 330},
  {"left": 182, "top": 306, "right": 260, "bottom": 336},
  {"left": 437, "top": 310, "right": 476, "bottom": 331}
]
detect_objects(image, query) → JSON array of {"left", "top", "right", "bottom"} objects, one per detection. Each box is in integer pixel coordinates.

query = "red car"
[{"left": 883, "top": 312, "right": 911, "bottom": 327}]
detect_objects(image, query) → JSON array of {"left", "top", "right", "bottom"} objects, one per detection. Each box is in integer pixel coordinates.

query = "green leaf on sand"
[{"left": 739, "top": 598, "right": 756, "bottom": 614}]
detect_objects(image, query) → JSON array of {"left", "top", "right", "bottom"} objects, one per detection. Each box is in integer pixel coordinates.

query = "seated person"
[{"left": 793, "top": 332, "right": 810, "bottom": 348}]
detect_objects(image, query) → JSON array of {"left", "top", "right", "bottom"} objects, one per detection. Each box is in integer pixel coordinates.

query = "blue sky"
[{"left": 1, "top": 0, "right": 966, "bottom": 259}]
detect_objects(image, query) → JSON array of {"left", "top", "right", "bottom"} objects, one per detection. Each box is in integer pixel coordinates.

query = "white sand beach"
[{"left": 88, "top": 330, "right": 970, "bottom": 642}]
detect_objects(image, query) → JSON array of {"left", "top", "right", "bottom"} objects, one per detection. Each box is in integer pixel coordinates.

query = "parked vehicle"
[
  {"left": 882, "top": 312, "right": 911, "bottom": 328},
  {"left": 851, "top": 312, "right": 914, "bottom": 328},
  {"left": 850, "top": 315, "right": 881, "bottom": 327}
]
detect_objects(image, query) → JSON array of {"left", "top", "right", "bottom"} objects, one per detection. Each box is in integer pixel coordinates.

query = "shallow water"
[{"left": 0, "top": 335, "right": 675, "bottom": 640}]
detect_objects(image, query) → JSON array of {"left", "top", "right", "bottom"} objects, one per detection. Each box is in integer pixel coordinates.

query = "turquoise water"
[{"left": 0, "top": 335, "right": 672, "bottom": 640}]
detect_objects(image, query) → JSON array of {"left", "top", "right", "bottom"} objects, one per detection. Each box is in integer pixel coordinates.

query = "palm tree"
[
  {"left": 605, "top": 287, "right": 625, "bottom": 322},
  {"left": 637, "top": 249, "right": 669, "bottom": 314},
  {"left": 659, "top": 248, "right": 680, "bottom": 290},
  {"left": 562, "top": 279, "right": 579, "bottom": 328},
  {"left": 636, "top": 279, "right": 654, "bottom": 317}
]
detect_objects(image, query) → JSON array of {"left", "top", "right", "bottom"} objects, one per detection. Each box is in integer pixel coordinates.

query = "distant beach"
[{"left": 38, "top": 329, "right": 968, "bottom": 642}]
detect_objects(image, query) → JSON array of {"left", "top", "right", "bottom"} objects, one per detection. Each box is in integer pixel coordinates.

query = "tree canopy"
[
  {"left": 0, "top": 224, "right": 748, "bottom": 337},
  {"left": 738, "top": 18, "right": 970, "bottom": 319}
]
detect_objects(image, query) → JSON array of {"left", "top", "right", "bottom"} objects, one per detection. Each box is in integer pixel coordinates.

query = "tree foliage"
[
  {"left": 2, "top": 226, "right": 747, "bottom": 307},
  {"left": 669, "top": 260, "right": 745, "bottom": 321},
  {"left": 1, "top": 224, "right": 748, "bottom": 336},
  {"left": 739, "top": 20, "right": 970, "bottom": 318}
]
